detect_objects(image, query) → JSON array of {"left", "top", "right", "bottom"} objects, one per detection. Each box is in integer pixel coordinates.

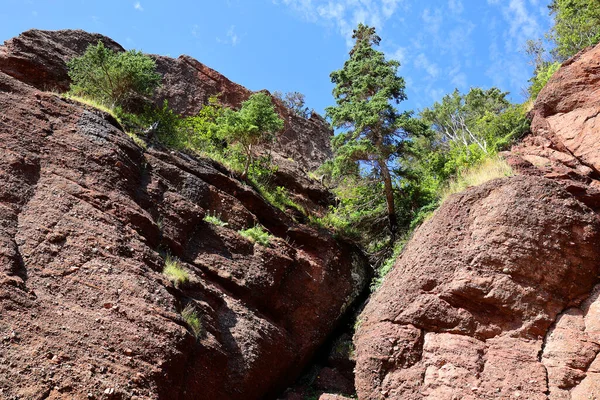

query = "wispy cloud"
[
  {"left": 422, "top": 7, "right": 443, "bottom": 36},
  {"left": 273, "top": 0, "right": 405, "bottom": 46},
  {"left": 191, "top": 24, "right": 200, "bottom": 38},
  {"left": 414, "top": 53, "right": 440, "bottom": 78},
  {"left": 217, "top": 25, "right": 240, "bottom": 46},
  {"left": 489, "top": 0, "right": 543, "bottom": 49},
  {"left": 134, "top": 2, "right": 143, "bottom": 11},
  {"left": 448, "top": 0, "right": 464, "bottom": 14}
]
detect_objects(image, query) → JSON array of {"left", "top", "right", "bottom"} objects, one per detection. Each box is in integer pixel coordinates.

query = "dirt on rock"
[{"left": 0, "top": 30, "right": 369, "bottom": 399}]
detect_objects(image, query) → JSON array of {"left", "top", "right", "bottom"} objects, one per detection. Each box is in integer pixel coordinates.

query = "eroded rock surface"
[
  {"left": 0, "top": 51, "right": 367, "bottom": 400},
  {"left": 355, "top": 176, "right": 600, "bottom": 399},
  {"left": 508, "top": 42, "right": 600, "bottom": 211},
  {"left": 356, "top": 42, "right": 600, "bottom": 400}
]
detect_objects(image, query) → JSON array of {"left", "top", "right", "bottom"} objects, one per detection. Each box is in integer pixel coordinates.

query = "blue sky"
[{"left": 1, "top": 0, "right": 553, "bottom": 114}]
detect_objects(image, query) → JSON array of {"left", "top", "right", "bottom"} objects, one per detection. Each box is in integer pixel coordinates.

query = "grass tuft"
[
  {"left": 440, "top": 156, "right": 513, "bottom": 204},
  {"left": 162, "top": 255, "right": 190, "bottom": 286},
  {"left": 182, "top": 304, "right": 203, "bottom": 339},
  {"left": 204, "top": 212, "right": 228, "bottom": 227},
  {"left": 61, "top": 93, "right": 118, "bottom": 119},
  {"left": 239, "top": 225, "right": 272, "bottom": 246}
]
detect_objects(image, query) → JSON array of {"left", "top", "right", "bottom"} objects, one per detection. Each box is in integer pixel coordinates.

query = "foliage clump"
[
  {"left": 162, "top": 255, "right": 190, "bottom": 287},
  {"left": 239, "top": 225, "right": 272, "bottom": 246},
  {"left": 67, "top": 41, "right": 161, "bottom": 108},
  {"left": 219, "top": 93, "right": 284, "bottom": 179},
  {"left": 182, "top": 304, "right": 203, "bottom": 339},
  {"left": 549, "top": 0, "right": 600, "bottom": 60}
]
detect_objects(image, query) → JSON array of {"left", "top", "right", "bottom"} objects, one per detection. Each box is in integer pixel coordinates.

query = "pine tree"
[{"left": 326, "top": 24, "right": 419, "bottom": 240}]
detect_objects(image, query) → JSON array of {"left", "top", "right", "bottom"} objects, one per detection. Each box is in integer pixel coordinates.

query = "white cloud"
[
  {"left": 387, "top": 46, "right": 407, "bottom": 65},
  {"left": 273, "top": 0, "right": 406, "bottom": 46},
  {"left": 448, "top": 0, "right": 463, "bottom": 14},
  {"left": 217, "top": 25, "right": 240, "bottom": 46},
  {"left": 422, "top": 7, "right": 443, "bottom": 35},
  {"left": 489, "top": 0, "right": 543, "bottom": 48},
  {"left": 414, "top": 53, "right": 440, "bottom": 78},
  {"left": 134, "top": 2, "right": 143, "bottom": 11}
]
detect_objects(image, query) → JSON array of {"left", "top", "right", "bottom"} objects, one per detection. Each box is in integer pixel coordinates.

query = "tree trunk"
[
  {"left": 378, "top": 159, "right": 398, "bottom": 242},
  {"left": 242, "top": 144, "right": 252, "bottom": 180}
]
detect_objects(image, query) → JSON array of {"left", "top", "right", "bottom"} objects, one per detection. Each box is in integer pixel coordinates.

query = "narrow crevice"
[{"left": 275, "top": 273, "right": 373, "bottom": 399}]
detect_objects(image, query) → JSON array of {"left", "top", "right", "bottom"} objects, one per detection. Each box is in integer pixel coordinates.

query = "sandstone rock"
[
  {"left": 319, "top": 394, "right": 354, "bottom": 400},
  {"left": 0, "top": 29, "right": 123, "bottom": 91},
  {"left": 354, "top": 176, "right": 600, "bottom": 399},
  {"left": 0, "top": 65, "right": 368, "bottom": 400},
  {"left": 509, "top": 42, "right": 600, "bottom": 211}
]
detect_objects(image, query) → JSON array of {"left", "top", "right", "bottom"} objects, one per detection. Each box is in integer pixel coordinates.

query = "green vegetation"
[
  {"left": 528, "top": 61, "right": 561, "bottom": 99},
  {"left": 549, "top": 0, "right": 600, "bottom": 60},
  {"left": 67, "top": 41, "right": 161, "bottom": 108},
  {"left": 440, "top": 156, "right": 514, "bottom": 203},
  {"left": 325, "top": 23, "right": 426, "bottom": 242},
  {"left": 162, "top": 255, "right": 190, "bottom": 286},
  {"left": 219, "top": 93, "right": 284, "bottom": 178},
  {"left": 239, "top": 225, "right": 272, "bottom": 246},
  {"left": 182, "top": 304, "right": 203, "bottom": 339},
  {"left": 62, "top": 92, "right": 120, "bottom": 118},
  {"left": 204, "top": 212, "right": 228, "bottom": 227}
]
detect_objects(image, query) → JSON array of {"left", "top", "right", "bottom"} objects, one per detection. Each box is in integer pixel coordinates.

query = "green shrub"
[
  {"left": 67, "top": 41, "right": 161, "bottom": 108},
  {"left": 239, "top": 225, "right": 272, "bottom": 246},
  {"left": 181, "top": 304, "right": 203, "bottom": 339},
  {"left": 162, "top": 255, "right": 189, "bottom": 286},
  {"left": 219, "top": 93, "right": 284, "bottom": 179}
]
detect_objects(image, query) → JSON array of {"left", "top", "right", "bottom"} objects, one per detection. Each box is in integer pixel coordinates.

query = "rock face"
[
  {"left": 355, "top": 42, "right": 600, "bottom": 400},
  {"left": 0, "top": 29, "right": 124, "bottom": 92},
  {"left": 0, "top": 29, "right": 333, "bottom": 173},
  {"left": 0, "top": 32, "right": 368, "bottom": 399},
  {"left": 152, "top": 54, "right": 333, "bottom": 172},
  {"left": 508, "top": 42, "right": 600, "bottom": 211}
]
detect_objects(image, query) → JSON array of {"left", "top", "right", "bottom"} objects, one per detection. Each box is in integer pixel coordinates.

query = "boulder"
[
  {"left": 354, "top": 176, "right": 600, "bottom": 399},
  {"left": 508, "top": 42, "right": 600, "bottom": 211}
]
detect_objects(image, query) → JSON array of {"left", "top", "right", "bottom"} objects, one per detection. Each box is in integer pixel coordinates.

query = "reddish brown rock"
[
  {"left": 0, "top": 29, "right": 333, "bottom": 174},
  {"left": 0, "top": 62, "right": 367, "bottom": 400},
  {"left": 354, "top": 176, "right": 600, "bottom": 399},
  {"left": 319, "top": 395, "right": 354, "bottom": 400},
  {"left": 0, "top": 29, "right": 123, "bottom": 92},
  {"left": 508, "top": 42, "right": 600, "bottom": 210}
]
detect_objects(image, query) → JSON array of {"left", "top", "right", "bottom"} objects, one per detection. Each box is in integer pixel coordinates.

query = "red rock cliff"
[{"left": 0, "top": 30, "right": 368, "bottom": 399}]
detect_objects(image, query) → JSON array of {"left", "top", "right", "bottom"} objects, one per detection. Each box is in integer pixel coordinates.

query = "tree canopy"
[
  {"left": 219, "top": 92, "right": 284, "bottom": 179},
  {"left": 549, "top": 0, "right": 600, "bottom": 60},
  {"left": 67, "top": 41, "right": 161, "bottom": 108},
  {"left": 325, "top": 23, "right": 424, "bottom": 240}
]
